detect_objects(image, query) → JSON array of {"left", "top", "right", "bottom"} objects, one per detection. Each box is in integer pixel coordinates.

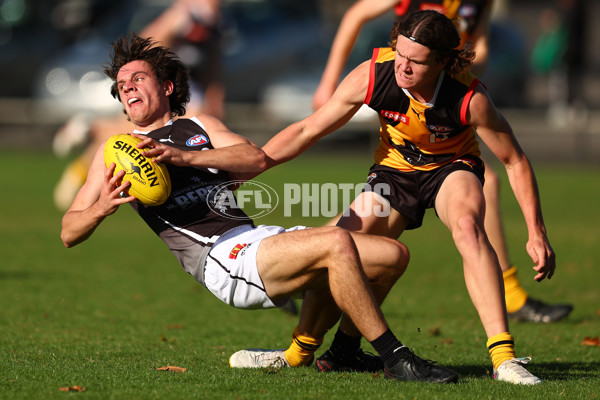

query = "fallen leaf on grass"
[
  {"left": 580, "top": 336, "right": 600, "bottom": 347},
  {"left": 59, "top": 386, "right": 86, "bottom": 392},
  {"left": 157, "top": 365, "right": 186, "bottom": 373},
  {"left": 429, "top": 327, "right": 441, "bottom": 336},
  {"left": 261, "top": 366, "right": 282, "bottom": 375}
]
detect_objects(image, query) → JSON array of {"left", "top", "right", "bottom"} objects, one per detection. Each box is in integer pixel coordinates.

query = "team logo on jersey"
[
  {"left": 229, "top": 243, "right": 248, "bottom": 259},
  {"left": 428, "top": 125, "right": 453, "bottom": 134},
  {"left": 428, "top": 125, "right": 454, "bottom": 142},
  {"left": 381, "top": 110, "right": 409, "bottom": 126},
  {"left": 186, "top": 134, "right": 209, "bottom": 147}
]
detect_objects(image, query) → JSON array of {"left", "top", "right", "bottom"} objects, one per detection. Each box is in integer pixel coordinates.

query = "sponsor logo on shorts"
[
  {"left": 186, "top": 134, "right": 209, "bottom": 147},
  {"left": 453, "top": 157, "right": 476, "bottom": 169},
  {"left": 229, "top": 243, "right": 248, "bottom": 259}
]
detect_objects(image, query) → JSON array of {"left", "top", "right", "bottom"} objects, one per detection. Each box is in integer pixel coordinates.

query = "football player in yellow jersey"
[
  {"left": 231, "top": 10, "right": 553, "bottom": 385},
  {"left": 313, "top": 0, "right": 572, "bottom": 325}
]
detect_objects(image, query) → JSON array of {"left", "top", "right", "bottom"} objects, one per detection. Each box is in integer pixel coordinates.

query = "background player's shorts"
[
  {"left": 364, "top": 156, "right": 485, "bottom": 229},
  {"left": 204, "top": 224, "right": 306, "bottom": 310}
]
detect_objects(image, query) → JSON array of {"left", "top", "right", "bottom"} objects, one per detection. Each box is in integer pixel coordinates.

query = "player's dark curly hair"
[
  {"left": 389, "top": 10, "right": 475, "bottom": 74},
  {"left": 104, "top": 34, "right": 190, "bottom": 117}
]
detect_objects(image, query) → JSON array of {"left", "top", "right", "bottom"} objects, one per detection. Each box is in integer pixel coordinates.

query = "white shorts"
[{"left": 204, "top": 224, "right": 306, "bottom": 309}]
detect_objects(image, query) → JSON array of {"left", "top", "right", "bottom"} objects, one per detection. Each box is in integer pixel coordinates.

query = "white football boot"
[
  {"left": 229, "top": 349, "right": 290, "bottom": 368},
  {"left": 493, "top": 357, "right": 542, "bottom": 385}
]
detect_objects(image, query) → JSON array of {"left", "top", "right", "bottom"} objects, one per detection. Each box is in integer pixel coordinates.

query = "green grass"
[{"left": 1, "top": 149, "right": 599, "bottom": 399}]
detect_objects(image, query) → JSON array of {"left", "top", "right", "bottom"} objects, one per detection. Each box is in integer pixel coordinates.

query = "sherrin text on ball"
[{"left": 103, "top": 134, "right": 171, "bottom": 206}]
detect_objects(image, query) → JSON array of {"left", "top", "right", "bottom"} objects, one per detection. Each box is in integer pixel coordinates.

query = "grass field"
[{"left": 1, "top": 149, "right": 599, "bottom": 399}]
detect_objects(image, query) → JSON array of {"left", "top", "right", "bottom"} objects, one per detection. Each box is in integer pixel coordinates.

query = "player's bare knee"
[
  {"left": 330, "top": 226, "right": 356, "bottom": 250},
  {"left": 394, "top": 240, "right": 410, "bottom": 273},
  {"left": 371, "top": 239, "right": 409, "bottom": 284},
  {"left": 321, "top": 226, "right": 358, "bottom": 260},
  {"left": 387, "top": 241, "right": 409, "bottom": 281},
  {"left": 452, "top": 215, "right": 483, "bottom": 250}
]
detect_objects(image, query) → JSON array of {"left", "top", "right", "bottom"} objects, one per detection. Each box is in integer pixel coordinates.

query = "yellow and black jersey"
[
  {"left": 365, "top": 47, "right": 481, "bottom": 172},
  {"left": 394, "top": 0, "right": 491, "bottom": 47}
]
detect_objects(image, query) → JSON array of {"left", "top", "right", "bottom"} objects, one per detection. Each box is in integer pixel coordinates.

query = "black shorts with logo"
[{"left": 363, "top": 155, "right": 485, "bottom": 230}]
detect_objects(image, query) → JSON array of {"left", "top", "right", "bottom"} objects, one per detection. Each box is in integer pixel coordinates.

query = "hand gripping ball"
[{"left": 103, "top": 134, "right": 171, "bottom": 206}]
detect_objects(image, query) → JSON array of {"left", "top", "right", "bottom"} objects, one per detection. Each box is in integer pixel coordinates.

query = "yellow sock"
[
  {"left": 503, "top": 266, "right": 528, "bottom": 313},
  {"left": 487, "top": 332, "right": 516, "bottom": 370},
  {"left": 284, "top": 326, "right": 323, "bottom": 367}
]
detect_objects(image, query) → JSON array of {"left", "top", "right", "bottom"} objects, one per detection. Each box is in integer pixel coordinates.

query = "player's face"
[
  {"left": 394, "top": 35, "right": 446, "bottom": 101},
  {"left": 116, "top": 60, "right": 172, "bottom": 128}
]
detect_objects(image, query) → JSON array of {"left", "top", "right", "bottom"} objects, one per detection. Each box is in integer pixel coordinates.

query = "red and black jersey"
[{"left": 365, "top": 47, "right": 481, "bottom": 171}]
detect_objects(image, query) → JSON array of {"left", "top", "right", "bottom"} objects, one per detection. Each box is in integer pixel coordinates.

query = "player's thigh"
[
  {"left": 338, "top": 191, "right": 409, "bottom": 238},
  {"left": 256, "top": 226, "right": 349, "bottom": 300},
  {"left": 435, "top": 170, "right": 486, "bottom": 230}
]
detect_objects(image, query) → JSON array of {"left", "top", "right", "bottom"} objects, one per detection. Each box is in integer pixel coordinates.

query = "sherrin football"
[{"left": 103, "top": 134, "right": 171, "bottom": 206}]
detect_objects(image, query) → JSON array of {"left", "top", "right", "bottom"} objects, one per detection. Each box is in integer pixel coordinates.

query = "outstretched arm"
[
  {"left": 313, "top": 0, "right": 398, "bottom": 110},
  {"left": 264, "top": 60, "right": 370, "bottom": 171},
  {"left": 469, "top": 85, "right": 555, "bottom": 282}
]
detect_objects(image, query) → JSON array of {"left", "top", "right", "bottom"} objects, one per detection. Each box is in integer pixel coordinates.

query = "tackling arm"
[
  {"left": 138, "top": 114, "right": 267, "bottom": 173},
  {"left": 265, "top": 61, "right": 370, "bottom": 171}
]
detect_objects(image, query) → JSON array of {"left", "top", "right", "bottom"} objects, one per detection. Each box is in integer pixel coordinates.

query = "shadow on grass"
[
  {"left": 0, "top": 270, "right": 55, "bottom": 280},
  {"left": 453, "top": 361, "right": 600, "bottom": 381},
  {"left": 0, "top": 270, "right": 32, "bottom": 280},
  {"left": 534, "top": 361, "right": 600, "bottom": 381}
]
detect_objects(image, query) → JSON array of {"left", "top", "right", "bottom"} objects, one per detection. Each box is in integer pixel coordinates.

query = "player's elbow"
[
  {"left": 229, "top": 144, "right": 268, "bottom": 173},
  {"left": 61, "top": 229, "right": 78, "bottom": 248},
  {"left": 61, "top": 234, "right": 74, "bottom": 248},
  {"left": 501, "top": 150, "right": 528, "bottom": 171},
  {"left": 62, "top": 233, "right": 88, "bottom": 249},
  {"left": 253, "top": 148, "right": 269, "bottom": 172},
  {"left": 60, "top": 219, "right": 86, "bottom": 248}
]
